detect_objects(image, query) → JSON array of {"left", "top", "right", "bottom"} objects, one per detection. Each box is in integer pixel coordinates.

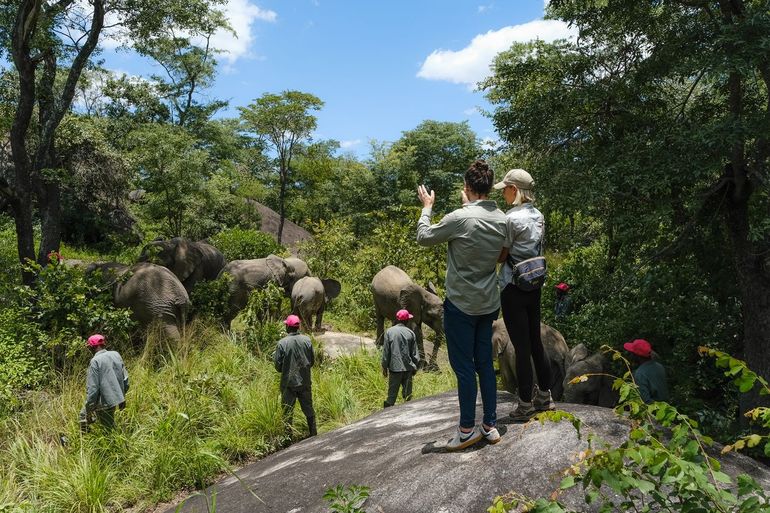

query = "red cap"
[
  {"left": 623, "top": 339, "right": 652, "bottom": 358},
  {"left": 555, "top": 282, "right": 570, "bottom": 292},
  {"left": 87, "top": 334, "right": 105, "bottom": 347},
  {"left": 285, "top": 315, "right": 301, "bottom": 327},
  {"left": 396, "top": 309, "right": 414, "bottom": 321}
]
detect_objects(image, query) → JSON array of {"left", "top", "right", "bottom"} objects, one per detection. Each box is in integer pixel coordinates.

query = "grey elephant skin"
[
  {"left": 87, "top": 262, "right": 190, "bottom": 340},
  {"left": 492, "top": 318, "right": 569, "bottom": 400},
  {"left": 371, "top": 265, "right": 444, "bottom": 368},
  {"left": 291, "top": 276, "right": 341, "bottom": 332},
  {"left": 562, "top": 343, "right": 617, "bottom": 407},
  {"left": 139, "top": 237, "right": 226, "bottom": 292},
  {"left": 219, "top": 255, "right": 310, "bottom": 325}
]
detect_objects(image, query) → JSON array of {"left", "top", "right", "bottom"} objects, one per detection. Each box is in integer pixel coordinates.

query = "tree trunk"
[
  {"left": 37, "top": 182, "right": 61, "bottom": 264},
  {"left": 723, "top": 194, "right": 770, "bottom": 417},
  {"left": 277, "top": 167, "right": 287, "bottom": 244}
]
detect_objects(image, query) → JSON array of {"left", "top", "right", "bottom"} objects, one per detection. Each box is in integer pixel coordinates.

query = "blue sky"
[{"left": 99, "top": 1, "right": 573, "bottom": 156}]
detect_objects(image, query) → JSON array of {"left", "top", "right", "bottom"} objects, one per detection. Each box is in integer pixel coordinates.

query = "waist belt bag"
[{"left": 511, "top": 256, "right": 547, "bottom": 291}]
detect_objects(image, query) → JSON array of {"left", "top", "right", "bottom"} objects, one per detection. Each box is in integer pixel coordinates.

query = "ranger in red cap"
[
  {"left": 554, "top": 282, "right": 572, "bottom": 321},
  {"left": 274, "top": 315, "right": 316, "bottom": 438},
  {"left": 381, "top": 309, "right": 420, "bottom": 408},
  {"left": 623, "top": 339, "right": 669, "bottom": 403},
  {"left": 79, "top": 334, "right": 129, "bottom": 432}
]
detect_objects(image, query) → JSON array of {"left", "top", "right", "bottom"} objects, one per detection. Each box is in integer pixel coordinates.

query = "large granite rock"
[
  {"left": 315, "top": 331, "right": 376, "bottom": 358},
  {"left": 169, "top": 391, "right": 770, "bottom": 513}
]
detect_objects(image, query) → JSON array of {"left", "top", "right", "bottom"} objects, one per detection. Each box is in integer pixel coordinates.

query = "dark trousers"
[
  {"left": 384, "top": 371, "right": 413, "bottom": 407},
  {"left": 443, "top": 299, "right": 498, "bottom": 429},
  {"left": 500, "top": 284, "right": 552, "bottom": 402},
  {"left": 281, "top": 385, "right": 316, "bottom": 435},
  {"left": 79, "top": 407, "right": 116, "bottom": 433}
]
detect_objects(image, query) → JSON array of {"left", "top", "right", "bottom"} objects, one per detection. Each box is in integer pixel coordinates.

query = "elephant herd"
[
  {"left": 84, "top": 239, "right": 614, "bottom": 408},
  {"left": 371, "top": 265, "right": 618, "bottom": 408},
  {"left": 84, "top": 237, "right": 341, "bottom": 340}
]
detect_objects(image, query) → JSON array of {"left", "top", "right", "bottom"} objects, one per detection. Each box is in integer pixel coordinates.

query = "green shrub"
[
  {"left": 189, "top": 274, "right": 232, "bottom": 324},
  {"left": 0, "top": 309, "right": 47, "bottom": 416},
  {"left": 15, "top": 258, "right": 135, "bottom": 366},
  {"left": 210, "top": 228, "right": 284, "bottom": 261},
  {"left": 489, "top": 348, "right": 770, "bottom": 513},
  {"left": 240, "top": 282, "right": 287, "bottom": 357}
]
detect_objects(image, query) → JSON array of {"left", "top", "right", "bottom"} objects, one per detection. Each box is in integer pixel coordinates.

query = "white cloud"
[
  {"left": 417, "top": 19, "right": 576, "bottom": 87},
  {"left": 340, "top": 139, "right": 362, "bottom": 149},
  {"left": 463, "top": 107, "right": 479, "bottom": 116},
  {"left": 207, "top": 0, "right": 277, "bottom": 64},
  {"left": 478, "top": 4, "right": 493, "bottom": 13}
]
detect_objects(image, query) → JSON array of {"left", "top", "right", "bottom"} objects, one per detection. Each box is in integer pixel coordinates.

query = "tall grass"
[{"left": 0, "top": 321, "right": 456, "bottom": 512}]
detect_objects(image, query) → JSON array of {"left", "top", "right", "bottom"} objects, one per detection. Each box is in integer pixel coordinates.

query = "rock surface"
[
  {"left": 315, "top": 331, "right": 376, "bottom": 358},
  {"left": 168, "top": 391, "right": 770, "bottom": 513}
]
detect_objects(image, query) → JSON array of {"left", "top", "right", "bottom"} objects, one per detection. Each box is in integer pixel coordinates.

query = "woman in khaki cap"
[{"left": 494, "top": 169, "right": 555, "bottom": 421}]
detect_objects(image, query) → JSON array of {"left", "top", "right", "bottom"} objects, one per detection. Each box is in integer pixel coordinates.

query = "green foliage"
[
  {"left": 210, "top": 228, "right": 284, "bottom": 261},
  {"left": 14, "top": 258, "right": 135, "bottom": 365},
  {"left": 490, "top": 348, "right": 770, "bottom": 513},
  {"left": 241, "top": 282, "right": 287, "bottom": 356},
  {"left": 189, "top": 274, "right": 232, "bottom": 323},
  {"left": 0, "top": 309, "right": 46, "bottom": 416},
  {"left": 323, "top": 485, "right": 369, "bottom": 513},
  {"left": 0, "top": 323, "right": 455, "bottom": 511}
]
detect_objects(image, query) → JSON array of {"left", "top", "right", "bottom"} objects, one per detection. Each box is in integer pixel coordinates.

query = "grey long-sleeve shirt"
[
  {"left": 84, "top": 349, "right": 129, "bottom": 412},
  {"left": 381, "top": 324, "right": 420, "bottom": 372},
  {"left": 274, "top": 333, "right": 315, "bottom": 389},
  {"left": 417, "top": 200, "right": 510, "bottom": 316}
]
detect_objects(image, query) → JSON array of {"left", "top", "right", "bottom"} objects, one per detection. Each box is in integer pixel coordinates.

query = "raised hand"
[{"left": 417, "top": 184, "right": 435, "bottom": 208}]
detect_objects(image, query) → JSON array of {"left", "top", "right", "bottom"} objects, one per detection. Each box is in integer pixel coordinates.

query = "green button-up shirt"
[
  {"left": 416, "top": 200, "right": 510, "bottom": 316},
  {"left": 84, "top": 349, "right": 129, "bottom": 412},
  {"left": 274, "top": 333, "right": 314, "bottom": 389},
  {"left": 633, "top": 360, "right": 669, "bottom": 403},
  {"left": 381, "top": 324, "right": 420, "bottom": 372}
]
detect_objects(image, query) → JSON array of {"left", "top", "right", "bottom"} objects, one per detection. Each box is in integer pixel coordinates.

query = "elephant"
[
  {"left": 291, "top": 276, "right": 342, "bottom": 332},
  {"left": 87, "top": 262, "right": 190, "bottom": 340},
  {"left": 562, "top": 343, "right": 617, "bottom": 407},
  {"left": 139, "top": 237, "right": 226, "bottom": 293},
  {"left": 491, "top": 319, "right": 569, "bottom": 400},
  {"left": 371, "top": 265, "right": 444, "bottom": 369},
  {"left": 284, "top": 257, "right": 310, "bottom": 282},
  {"left": 219, "top": 254, "right": 306, "bottom": 326}
]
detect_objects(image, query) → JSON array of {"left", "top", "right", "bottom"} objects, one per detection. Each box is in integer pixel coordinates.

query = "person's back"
[
  {"left": 274, "top": 332, "right": 314, "bottom": 390},
  {"left": 633, "top": 360, "right": 669, "bottom": 403},
  {"left": 87, "top": 349, "right": 128, "bottom": 409},
  {"left": 382, "top": 323, "right": 419, "bottom": 372}
]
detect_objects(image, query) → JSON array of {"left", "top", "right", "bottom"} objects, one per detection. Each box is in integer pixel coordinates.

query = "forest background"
[{"left": 0, "top": 0, "right": 769, "bottom": 511}]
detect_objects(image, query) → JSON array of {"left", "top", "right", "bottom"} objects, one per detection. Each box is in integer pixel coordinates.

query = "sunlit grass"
[{"left": 0, "top": 321, "right": 457, "bottom": 512}]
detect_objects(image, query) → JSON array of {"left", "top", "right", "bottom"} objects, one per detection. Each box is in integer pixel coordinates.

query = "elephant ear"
[
  {"left": 266, "top": 255, "right": 290, "bottom": 283},
  {"left": 398, "top": 283, "right": 422, "bottom": 321},
  {"left": 172, "top": 238, "right": 201, "bottom": 282},
  {"left": 321, "top": 279, "right": 342, "bottom": 300}
]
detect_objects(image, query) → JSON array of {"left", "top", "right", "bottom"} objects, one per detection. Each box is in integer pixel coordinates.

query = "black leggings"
[{"left": 500, "top": 284, "right": 552, "bottom": 402}]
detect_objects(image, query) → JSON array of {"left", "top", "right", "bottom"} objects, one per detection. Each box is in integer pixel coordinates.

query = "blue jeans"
[{"left": 443, "top": 299, "right": 498, "bottom": 429}]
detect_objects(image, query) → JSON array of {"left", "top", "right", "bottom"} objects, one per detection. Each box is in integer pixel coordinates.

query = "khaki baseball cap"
[{"left": 492, "top": 168, "right": 535, "bottom": 190}]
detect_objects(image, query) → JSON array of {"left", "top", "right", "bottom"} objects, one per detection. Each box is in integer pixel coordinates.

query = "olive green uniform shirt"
[
  {"left": 381, "top": 324, "right": 420, "bottom": 372},
  {"left": 416, "top": 200, "right": 510, "bottom": 316},
  {"left": 633, "top": 360, "right": 669, "bottom": 403},
  {"left": 274, "top": 333, "right": 314, "bottom": 389},
  {"left": 84, "top": 349, "right": 129, "bottom": 412}
]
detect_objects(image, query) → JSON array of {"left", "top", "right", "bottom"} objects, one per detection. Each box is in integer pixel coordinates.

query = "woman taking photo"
[{"left": 494, "top": 169, "right": 555, "bottom": 421}]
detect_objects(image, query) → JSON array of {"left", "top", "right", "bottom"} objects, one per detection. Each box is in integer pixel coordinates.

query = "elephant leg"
[
  {"left": 375, "top": 314, "right": 385, "bottom": 348},
  {"left": 315, "top": 304, "right": 324, "bottom": 332},
  {"left": 162, "top": 321, "right": 182, "bottom": 341},
  {"left": 428, "top": 332, "right": 441, "bottom": 369},
  {"left": 414, "top": 326, "right": 427, "bottom": 368}
]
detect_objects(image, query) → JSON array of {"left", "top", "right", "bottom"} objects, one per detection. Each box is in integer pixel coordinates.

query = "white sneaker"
[
  {"left": 446, "top": 426, "right": 482, "bottom": 451},
  {"left": 479, "top": 424, "right": 501, "bottom": 444}
]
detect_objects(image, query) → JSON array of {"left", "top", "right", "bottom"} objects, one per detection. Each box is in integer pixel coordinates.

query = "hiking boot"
[
  {"left": 479, "top": 424, "right": 501, "bottom": 445},
  {"left": 446, "top": 426, "right": 482, "bottom": 451},
  {"left": 533, "top": 385, "right": 556, "bottom": 412},
  {"left": 509, "top": 400, "right": 536, "bottom": 422}
]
